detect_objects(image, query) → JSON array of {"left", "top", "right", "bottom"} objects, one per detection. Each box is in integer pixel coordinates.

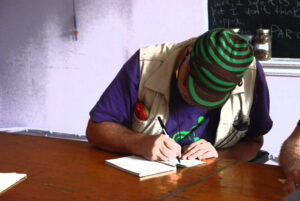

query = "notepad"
[
  {"left": 159, "top": 158, "right": 205, "bottom": 167},
  {"left": 0, "top": 173, "right": 27, "bottom": 195},
  {"left": 105, "top": 156, "right": 205, "bottom": 177}
]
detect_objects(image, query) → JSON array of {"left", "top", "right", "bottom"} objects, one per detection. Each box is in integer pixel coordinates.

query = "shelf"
[{"left": 259, "top": 58, "right": 300, "bottom": 77}]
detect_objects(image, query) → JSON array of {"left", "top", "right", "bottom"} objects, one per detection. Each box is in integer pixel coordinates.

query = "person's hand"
[
  {"left": 182, "top": 139, "right": 218, "bottom": 160},
  {"left": 142, "top": 134, "right": 181, "bottom": 161},
  {"left": 283, "top": 169, "right": 300, "bottom": 195}
]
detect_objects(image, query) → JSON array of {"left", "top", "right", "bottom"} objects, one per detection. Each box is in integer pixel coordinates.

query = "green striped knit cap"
[{"left": 188, "top": 28, "right": 254, "bottom": 110}]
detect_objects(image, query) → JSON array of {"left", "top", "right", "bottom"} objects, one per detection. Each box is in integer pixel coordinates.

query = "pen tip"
[{"left": 177, "top": 156, "right": 181, "bottom": 163}]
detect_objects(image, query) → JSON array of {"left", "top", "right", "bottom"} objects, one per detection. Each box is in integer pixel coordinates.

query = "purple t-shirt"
[{"left": 90, "top": 50, "right": 273, "bottom": 146}]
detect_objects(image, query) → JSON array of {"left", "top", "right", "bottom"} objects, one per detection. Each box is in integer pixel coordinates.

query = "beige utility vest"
[{"left": 132, "top": 39, "right": 257, "bottom": 149}]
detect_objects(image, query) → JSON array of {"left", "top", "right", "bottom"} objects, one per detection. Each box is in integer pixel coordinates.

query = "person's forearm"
[
  {"left": 279, "top": 125, "right": 300, "bottom": 194},
  {"left": 217, "top": 136, "right": 263, "bottom": 161},
  {"left": 279, "top": 134, "right": 300, "bottom": 176},
  {"left": 86, "top": 119, "right": 146, "bottom": 156}
]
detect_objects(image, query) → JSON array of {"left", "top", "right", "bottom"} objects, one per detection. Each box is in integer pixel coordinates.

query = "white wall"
[
  {"left": 262, "top": 76, "right": 300, "bottom": 157},
  {"left": 0, "top": 0, "right": 207, "bottom": 134}
]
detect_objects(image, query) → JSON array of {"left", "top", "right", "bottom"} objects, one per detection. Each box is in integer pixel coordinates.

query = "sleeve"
[
  {"left": 89, "top": 50, "right": 140, "bottom": 129},
  {"left": 245, "top": 60, "right": 273, "bottom": 138}
]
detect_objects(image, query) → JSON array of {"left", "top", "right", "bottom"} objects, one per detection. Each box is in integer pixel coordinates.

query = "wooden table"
[{"left": 0, "top": 132, "right": 285, "bottom": 201}]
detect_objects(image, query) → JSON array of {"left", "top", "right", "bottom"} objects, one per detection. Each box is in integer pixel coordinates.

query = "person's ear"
[{"left": 187, "top": 45, "right": 192, "bottom": 52}]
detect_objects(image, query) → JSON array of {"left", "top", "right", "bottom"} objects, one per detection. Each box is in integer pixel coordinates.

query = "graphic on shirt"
[{"left": 172, "top": 116, "right": 205, "bottom": 142}]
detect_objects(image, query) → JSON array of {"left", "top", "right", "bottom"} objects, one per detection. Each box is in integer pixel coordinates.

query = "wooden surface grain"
[{"left": 0, "top": 132, "right": 285, "bottom": 201}]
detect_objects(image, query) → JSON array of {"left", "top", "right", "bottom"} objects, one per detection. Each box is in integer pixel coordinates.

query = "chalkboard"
[{"left": 208, "top": 0, "right": 300, "bottom": 58}]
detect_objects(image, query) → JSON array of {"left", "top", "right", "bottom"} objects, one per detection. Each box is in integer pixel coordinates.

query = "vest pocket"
[
  {"left": 215, "top": 117, "right": 249, "bottom": 149},
  {"left": 216, "top": 128, "right": 247, "bottom": 149},
  {"left": 132, "top": 112, "right": 155, "bottom": 134},
  {"left": 132, "top": 112, "right": 148, "bottom": 133}
]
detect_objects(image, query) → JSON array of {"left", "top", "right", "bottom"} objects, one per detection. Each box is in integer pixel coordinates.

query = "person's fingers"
[
  {"left": 182, "top": 142, "right": 203, "bottom": 156},
  {"left": 170, "top": 140, "right": 182, "bottom": 157},
  {"left": 182, "top": 145, "right": 189, "bottom": 153},
  {"left": 160, "top": 143, "right": 177, "bottom": 160},
  {"left": 182, "top": 140, "right": 218, "bottom": 160},
  {"left": 283, "top": 178, "right": 296, "bottom": 195},
  {"left": 183, "top": 139, "right": 207, "bottom": 153},
  {"left": 186, "top": 153, "right": 197, "bottom": 160},
  {"left": 182, "top": 141, "right": 210, "bottom": 158},
  {"left": 182, "top": 145, "right": 198, "bottom": 159},
  {"left": 185, "top": 148, "right": 212, "bottom": 160},
  {"left": 163, "top": 137, "right": 182, "bottom": 157},
  {"left": 144, "top": 135, "right": 170, "bottom": 161},
  {"left": 189, "top": 144, "right": 208, "bottom": 157},
  {"left": 283, "top": 170, "right": 300, "bottom": 195},
  {"left": 182, "top": 145, "right": 198, "bottom": 157},
  {"left": 291, "top": 170, "right": 300, "bottom": 190},
  {"left": 152, "top": 136, "right": 180, "bottom": 160},
  {"left": 156, "top": 149, "right": 170, "bottom": 161},
  {"left": 197, "top": 151, "right": 217, "bottom": 160}
]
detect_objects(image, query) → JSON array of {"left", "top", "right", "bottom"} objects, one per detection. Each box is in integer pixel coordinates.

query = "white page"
[
  {"left": 159, "top": 159, "right": 205, "bottom": 167},
  {"left": 0, "top": 173, "right": 27, "bottom": 194},
  {"left": 106, "top": 156, "right": 176, "bottom": 177}
]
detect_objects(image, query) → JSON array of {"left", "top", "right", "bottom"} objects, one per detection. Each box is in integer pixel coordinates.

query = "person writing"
[
  {"left": 86, "top": 28, "right": 272, "bottom": 162},
  {"left": 279, "top": 120, "right": 300, "bottom": 195}
]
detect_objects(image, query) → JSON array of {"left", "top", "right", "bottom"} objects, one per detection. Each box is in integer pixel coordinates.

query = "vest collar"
[{"left": 144, "top": 38, "right": 196, "bottom": 99}]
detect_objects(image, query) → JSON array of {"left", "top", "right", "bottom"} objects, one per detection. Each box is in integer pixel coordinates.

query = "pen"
[{"left": 157, "top": 116, "right": 181, "bottom": 164}]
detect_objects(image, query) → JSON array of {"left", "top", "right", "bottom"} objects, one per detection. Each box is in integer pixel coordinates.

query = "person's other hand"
[
  {"left": 142, "top": 134, "right": 181, "bottom": 161},
  {"left": 182, "top": 139, "right": 218, "bottom": 160},
  {"left": 283, "top": 169, "right": 300, "bottom": 195}
]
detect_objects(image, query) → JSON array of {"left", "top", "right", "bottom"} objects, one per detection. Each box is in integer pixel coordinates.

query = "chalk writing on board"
[{"left": 208, "top": 0, "right": 300, "bottom": 57}]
